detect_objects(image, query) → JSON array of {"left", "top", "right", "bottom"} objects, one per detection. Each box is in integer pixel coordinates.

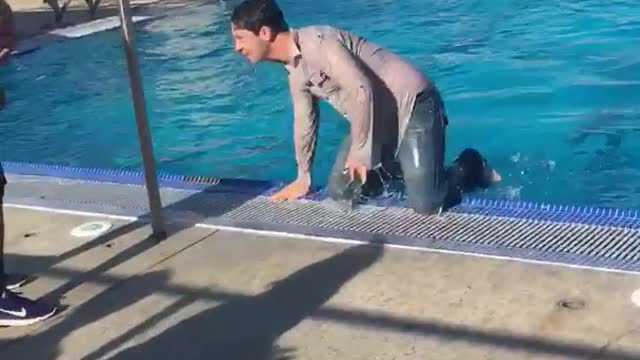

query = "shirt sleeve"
[
  {"left": 322, "top": 37, "right": 375, "bottom": 169},
  {"left": 289, "top": 72, "right": 320, "bottom": 180}
]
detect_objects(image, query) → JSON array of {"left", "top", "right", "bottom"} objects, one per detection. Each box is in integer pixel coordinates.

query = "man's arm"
[
  {"left": 289, "top": 73, "right": 319, "bottom": 184},
  {"left": 269, "top": 73, "right": 319, "bottom": 203},
  {"left": 322, "top": 38, "right": 374, "bottom": 170}
]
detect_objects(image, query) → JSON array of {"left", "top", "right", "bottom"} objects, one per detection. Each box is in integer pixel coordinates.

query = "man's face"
[{"left": 231, "top": 24, "right": 271, "bottom": 64}]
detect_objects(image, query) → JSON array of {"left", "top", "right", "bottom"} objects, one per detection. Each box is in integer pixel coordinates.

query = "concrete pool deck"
[
  {"left": 7, "top": 0, "right": 161, "bottom": 40},
  {"left": 1, "top": 206, "right": 640, "bottom": 359},
  {"left": 3, "top": 0, "right": 640, "bottom": 357}
]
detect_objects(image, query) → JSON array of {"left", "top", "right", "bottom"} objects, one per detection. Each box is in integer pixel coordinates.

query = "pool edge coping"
[{"left": 3, "top": 161, "right": 639, "bottom": 230}]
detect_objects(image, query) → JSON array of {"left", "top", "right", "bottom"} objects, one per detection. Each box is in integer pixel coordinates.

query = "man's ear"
[{"left": 259, "top": 26, "right": 275, "bottom": 41}]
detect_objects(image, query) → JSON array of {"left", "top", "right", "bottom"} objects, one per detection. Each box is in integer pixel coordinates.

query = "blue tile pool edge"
[
  {"left": 2, "top": 161, "right": 639, "bottom": 230},
  {"left": 7, "top": 189, "right": 638, "bottom": 274}
]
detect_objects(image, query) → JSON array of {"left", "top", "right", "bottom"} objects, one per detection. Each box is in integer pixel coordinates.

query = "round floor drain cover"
[
  {"left": 557, "top": 298, "right": 585, "bottom": 310},
  {"left": 70, "top": 221, "right": 112, "bottom": 237}
]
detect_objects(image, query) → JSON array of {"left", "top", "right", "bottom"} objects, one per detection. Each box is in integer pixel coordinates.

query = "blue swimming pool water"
[{"left": 1, "top": 0, "right": 639, "bottom": 209}]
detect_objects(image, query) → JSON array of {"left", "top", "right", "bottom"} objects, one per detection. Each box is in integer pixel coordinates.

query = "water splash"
[{"left": 500, "top": 186, "right": 523, "bottom": 201}]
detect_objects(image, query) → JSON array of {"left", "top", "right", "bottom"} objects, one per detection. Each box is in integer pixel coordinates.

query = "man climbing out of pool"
[
  {"left": 0, "top": 0, "right": 58, "bottom": 327},
  {"left": 230, "top": 0, "right": 502, "bottom": 214}
]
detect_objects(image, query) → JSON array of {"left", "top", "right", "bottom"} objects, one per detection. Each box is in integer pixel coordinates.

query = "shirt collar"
[{"left": 285, "top": 28, "right": 302, "bottom": 72}]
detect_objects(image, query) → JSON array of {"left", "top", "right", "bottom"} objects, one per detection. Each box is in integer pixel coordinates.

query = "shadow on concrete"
[
  {"left": 1, "top": 243, "right": 383, "bottom": 360},
  {"left": 0, "top": 269, "right": 171, "bottom": 354},
  {"left": 92, "top": 243, "right": 383, "bottom": 360},
  {"left": 4, "top": 242, "right": 640, "bottom": 359},
  {"left": 314, "top": 307, "right": 638, "bottom": 360},
  {"left": 19, "top": 185, "right": 262, "bottom": 303}
]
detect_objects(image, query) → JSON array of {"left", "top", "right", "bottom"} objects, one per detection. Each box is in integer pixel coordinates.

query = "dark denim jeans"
[{"left": 327, "top": 88, "right": 458, "bottom": 214}]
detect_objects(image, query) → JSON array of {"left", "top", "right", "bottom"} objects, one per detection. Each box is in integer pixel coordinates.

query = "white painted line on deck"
[
  {"left": 4, "top": 203, "right": 138, "bottom": 221},
  {"left": 5, "top": 202, "right": 640, "bottom": 277},
  {"left": 631, "top": 289, "right": 640, "bottom": 307},
  {"left": 195, "top": 223, "right": 640, "bottom": 276}
]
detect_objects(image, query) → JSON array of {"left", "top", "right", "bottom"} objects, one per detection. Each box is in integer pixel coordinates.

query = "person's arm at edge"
[
  {"left": 322, "top": 37, "right": 374, "bottom": 180},
  {"left": 269, "top": 72, "right": 319, "bottom": 202},
  {"left": 291, "top": 74, "right": 320, "bottom": 186}
]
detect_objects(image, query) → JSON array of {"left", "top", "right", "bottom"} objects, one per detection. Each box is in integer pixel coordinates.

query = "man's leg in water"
[
  {"left": 326, "top": 97, "right": 451, "bottom": 209},
  {"left": 396, "top": 89, "right": 452, "bottom": 214},
  {"left": 397, "top": 89, "right": 501, "bottom": 214}
]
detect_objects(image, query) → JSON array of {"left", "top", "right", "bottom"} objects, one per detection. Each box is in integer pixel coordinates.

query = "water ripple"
[{"left": 0, "top": 0, "right": 639, "bottom": 209}]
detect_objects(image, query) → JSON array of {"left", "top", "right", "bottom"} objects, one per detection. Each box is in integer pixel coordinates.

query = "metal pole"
[{"left": 116, "top": 0, "right": 166, "bottom": 239}]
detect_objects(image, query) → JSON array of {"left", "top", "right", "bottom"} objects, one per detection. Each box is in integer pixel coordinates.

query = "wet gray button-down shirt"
[{"left": 285, "top": 25, "right": 432, "bottom": 179}]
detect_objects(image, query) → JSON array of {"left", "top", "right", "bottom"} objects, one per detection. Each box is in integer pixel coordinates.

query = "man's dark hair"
[{"left": 231, "top": 0, "right": 289, "bottom": 35}]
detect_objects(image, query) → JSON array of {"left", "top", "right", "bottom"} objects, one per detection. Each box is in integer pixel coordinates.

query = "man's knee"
[
  {"left": 328, "top": 168, "right": 386, "bottom": 203},
  {"left": 327, "top": 168, "right": 350, "bottom": 201},
  {"left": 327, "top": 182, "right": 345, "bottom": 202},
  {"left": 406, "top": 195, "right": 443, "bottom": 215}
]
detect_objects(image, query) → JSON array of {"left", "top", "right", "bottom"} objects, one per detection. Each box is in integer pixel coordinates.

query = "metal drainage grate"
[{"left": 5, "top": 174, "right": 640, "bottom": 273}]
